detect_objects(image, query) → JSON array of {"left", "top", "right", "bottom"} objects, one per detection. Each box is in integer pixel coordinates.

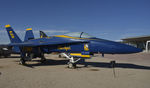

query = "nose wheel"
[{"left": 68, "top": 62, "right": 77, "bottom": 68}]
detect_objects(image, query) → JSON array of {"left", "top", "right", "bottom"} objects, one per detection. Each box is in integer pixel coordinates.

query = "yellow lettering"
[
  {"left": 58, "top": 46, "right": 71, "bottom": 51},
  {"left": 9, "top": 31, "right": 14, "bottom": 38}
]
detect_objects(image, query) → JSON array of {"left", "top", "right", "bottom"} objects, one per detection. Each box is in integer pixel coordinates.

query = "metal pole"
[{"left": 110, "top": 60, "right": 116, "bottom": 78}]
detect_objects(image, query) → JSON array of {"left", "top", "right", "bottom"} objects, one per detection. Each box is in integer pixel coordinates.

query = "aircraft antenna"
[{"left": 80, "top": 32, "right": 84, "bottom": 38}]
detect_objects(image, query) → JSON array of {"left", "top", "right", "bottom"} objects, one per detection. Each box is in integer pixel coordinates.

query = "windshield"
[{"left": 64, "top": 32, "right": 95, "bottom": 38}]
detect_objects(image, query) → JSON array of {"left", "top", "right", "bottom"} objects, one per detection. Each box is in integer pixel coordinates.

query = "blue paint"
[
  {"left": 6, "top": 26, "right": 142, "bottom": 55},
  {"left": 24, "top": 29, "right": 34, "bottom": 41}
]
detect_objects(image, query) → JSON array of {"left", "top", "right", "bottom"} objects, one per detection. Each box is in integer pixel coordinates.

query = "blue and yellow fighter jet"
[{"left": 5, "top": 24, "right": 142, "bottom": 68}]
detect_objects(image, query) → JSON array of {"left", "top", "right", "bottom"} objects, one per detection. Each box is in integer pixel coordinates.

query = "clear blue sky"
[{"left": 0, "top": 0, "right": 150, "bottom": 44}]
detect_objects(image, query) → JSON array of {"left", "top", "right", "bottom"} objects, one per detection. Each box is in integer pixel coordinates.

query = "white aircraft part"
[{"left": 146, "top": 40, "right": 150, "bottom": 52}]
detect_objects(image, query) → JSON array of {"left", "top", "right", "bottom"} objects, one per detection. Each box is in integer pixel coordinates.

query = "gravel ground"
[{"left": 0, "top": 52, "right": 150, "bottom": 88}]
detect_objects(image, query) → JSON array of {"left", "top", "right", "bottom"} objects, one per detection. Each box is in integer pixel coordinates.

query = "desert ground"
[{"left": 0, "top": 52, "right": 150, "bottom": 88}]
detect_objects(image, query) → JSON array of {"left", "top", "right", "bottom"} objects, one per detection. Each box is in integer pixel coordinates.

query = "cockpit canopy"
[{"left": 64, "top": 32, "right": 95, "bottom": 38}]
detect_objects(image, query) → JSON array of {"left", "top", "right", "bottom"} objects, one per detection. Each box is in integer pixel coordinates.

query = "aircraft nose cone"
[
  {"left": 91, "top": 40, "right": 142, "bottom": 54},
  {"left": 136, "top": 48, "right": 143, "bottom": 52},
  {"left": 108, "top": 42, "right": 143, "bottom": 54},
  {"left": 120, "top": 45, "right": 142, "bottom": 53}
]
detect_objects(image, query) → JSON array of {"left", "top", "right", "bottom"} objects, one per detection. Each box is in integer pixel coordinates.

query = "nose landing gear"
[{"left": 61, "top": 53, "right": 81, "bottom": 69}]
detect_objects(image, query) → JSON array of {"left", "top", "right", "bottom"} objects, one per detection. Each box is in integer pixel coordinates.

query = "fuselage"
[
  {"left": 34, "top": 35, "right": 142, "bottom": 54},
  {"left": 11, "top": 33, "right": 142, "bottom": 55}
]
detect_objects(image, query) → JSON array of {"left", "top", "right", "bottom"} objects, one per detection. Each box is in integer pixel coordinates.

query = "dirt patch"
[{"left": 0, "top": 66, "right": 4, "bottom": 69}]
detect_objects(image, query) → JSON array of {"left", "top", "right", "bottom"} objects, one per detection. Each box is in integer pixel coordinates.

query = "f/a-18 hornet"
[{"left": 5, "top": 25, "right": 142, "bottom": 68}]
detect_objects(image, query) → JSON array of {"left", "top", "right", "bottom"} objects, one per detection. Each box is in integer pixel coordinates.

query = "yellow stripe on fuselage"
[
  {"left": 55, "top": 35, "right": 83, "bottom": 39},
  {"left": 55, "top": 35, "right": 96, "bottom": 40},
  {"left": 70, "top": 53, "right": 91, "bottom": 58}
]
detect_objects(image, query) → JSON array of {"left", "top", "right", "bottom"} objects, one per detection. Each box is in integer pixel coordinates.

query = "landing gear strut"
[
  {"left": 61, "top": 53, "right": 81, "bottom": 68},
  {"left": 20, "top": 58, "right": 26, "bottom": 65},
  {"left": 20, "top": 52, "right": 27, "bottom": 65},
  {"left": 40, "top": 53, "right": 46, "bottom": 63},
  {"left": 20, "top": 52, "right": 33, "bottom": 65}
]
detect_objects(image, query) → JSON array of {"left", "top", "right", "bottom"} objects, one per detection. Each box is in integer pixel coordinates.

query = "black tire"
[
  {"left": 73, "top": 63, "right": 77, "bottom": 68},
  {"left": 41, "top": 59, "right": 46, "bottom": 63},
  {"left": 68, "top": 62, "right": 76, "bottom": 69},
  {"left": 20, "top": 58, "right": 26, "bottom": 65},
  {"left": 59, "top": 55, "right": 61, "bottom": 58}
]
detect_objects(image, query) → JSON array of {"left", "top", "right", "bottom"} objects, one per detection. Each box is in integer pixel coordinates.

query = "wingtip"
[
  {"left": 26, "top": 28, "right": 32, "bottom": 31},
  {"left": 5, "top": 24, "right": 11, "bottom": 28}
]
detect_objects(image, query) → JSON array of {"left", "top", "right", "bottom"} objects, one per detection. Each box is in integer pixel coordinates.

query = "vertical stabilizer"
[
  {"left": 40, "top": 31, "right": 48, "bottom": 38},
  {"left": 5, "top": 24, "right": 22, "bottom": 43},
  {"left": 24, "top": 28, "right": 34, "bottom": 41}
]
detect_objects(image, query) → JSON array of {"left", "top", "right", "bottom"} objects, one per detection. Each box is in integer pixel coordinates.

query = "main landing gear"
[
  {"left": 61, "top": 53, "right": 81, "bottom": 69},
  {"left": 20, "top": 58, "right": 26, "bottom": 65},
  {"left": 20, "top": 52, "right": 46, "bottom": 65},
  {"left": 40, "top": 53, "right": 46, "bottom": 63}
]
